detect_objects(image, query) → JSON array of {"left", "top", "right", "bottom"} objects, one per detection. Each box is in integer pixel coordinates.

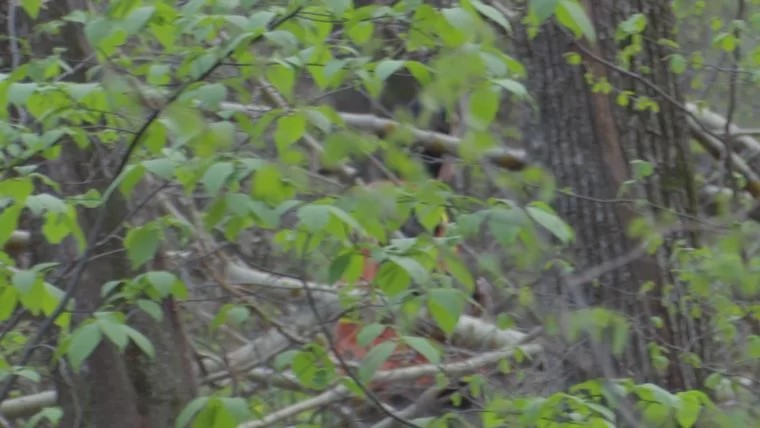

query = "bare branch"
[
  {"left": 218, "top": 102, "right": 529, "bottom": 172},
  {"left": 225, "top": 261, "right": 530, "bottom": 350},
  {"left": 0, "top": 391, "right": 56, "bottom": 420},
  {"left": 237, "top": 342, "right": 542, "bottom": 428}
]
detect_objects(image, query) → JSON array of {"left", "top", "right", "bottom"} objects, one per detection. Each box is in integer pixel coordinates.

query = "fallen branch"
[
  {"left": 199, "top": 297, "right": 342, "bottom": 378},
  {"left": 0, "top": 391, "right": 56, "bottom": 419},
  {"left": 237, "top": 342, "right": 543, "bottom": 428},
  {"left": 0, "top": 368, "right": 305, "bottom": 420},
  {"left": 225, "top": 261, "right": 530, "bottom": 350},
  {"left": 687, "top": 102, "right": 760, "bottom": 160},
  {"left": 686, "top": 114, "right": 760, "bottom": 193},
  {"left": 370, "top": 386, "right": 443, "bottom": 428},
  {"left": 218, "top": 102, "right": 529, "bottom": 172}
]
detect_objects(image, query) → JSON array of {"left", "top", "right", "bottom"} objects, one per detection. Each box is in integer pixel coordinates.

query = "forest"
[{"left": 1, "top": 0, "right": 759, "bottom": 427}]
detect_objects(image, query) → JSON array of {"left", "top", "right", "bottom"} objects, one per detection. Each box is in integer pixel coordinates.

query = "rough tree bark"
[
  {"left": 1, "top": 1, "right": 197, "bottom": 426},
  {"left": 513, "top": 0, "right": 704, "bottom": 391}
]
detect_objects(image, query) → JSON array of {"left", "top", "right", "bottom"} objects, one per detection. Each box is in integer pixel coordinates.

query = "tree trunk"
[
  {"left": 1, "top": 1, "right": 197, "bottom": 426},
  {"left": 513, "top": 0, "right": 704, "bottom": 391}
]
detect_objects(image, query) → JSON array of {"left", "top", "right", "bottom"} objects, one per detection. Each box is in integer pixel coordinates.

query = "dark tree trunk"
[
  {"left": 1, "top": 1, "right": 197, "bottom": 426},
  {"left": 513, "top": 0, "right": 704, "bottom": 391}
]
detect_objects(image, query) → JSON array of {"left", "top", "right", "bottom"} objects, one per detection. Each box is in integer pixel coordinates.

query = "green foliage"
[
  {"left": 176, "top": 396, "right": 252, "bottom": 428},
  {"left": 3, "top": 0, "right": 759, "bottom": 427}
]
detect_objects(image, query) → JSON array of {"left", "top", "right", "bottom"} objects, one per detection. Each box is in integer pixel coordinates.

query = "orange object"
[
  {"left": 331, "top": 152, "right": 487, "bottom": 390},
  {"left": 332, "top": 186, "right": 463, "bottom": 388}
]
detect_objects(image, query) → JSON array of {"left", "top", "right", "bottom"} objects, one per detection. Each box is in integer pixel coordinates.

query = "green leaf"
[
  {"left": 747, "top": 335, "right": 760, "bottom": 359},
  {"left": 297, "top": 204, "right": 330, "bottom": 232},
  {"left": 530, "top": 0, "right": 560, "bottom": 22},
  {"left": 227, "top": 306, "right": 250, "bottom": 326},
  {"left": 247, "top": 11, "right": 275, "bottom": 32},
  {"left": 265, "top": 30, "right": 298, "bottom": 51},
  {"left": 124, "top": 226, "right": 161, "bottom": 269},
  {"left": 274, "top": 113, "right": 306, "bottom": 149},
  {"left": 20, "top": 0, "right": 41, "bottom": 19},
  {"left": 636, "top": 383, "right": 676, "bottom": 406},
  {"left": 7, "top": 83, "right": 37, "bottom": 105},
  {"left": 0, "top": 178, "right": 34, "bottom": 200},
  {"left": 98, "top": 318, "right": 129, "bottom": 351},
  {"left": 704, "top": 372, "right": 722, "bottom": 389},
  {"left": 405, "top": 61, "right": 432, "bottom": 85},
  {"left": 487, "top": 207, "right": 525, "bottom": 246},
  {"left": 122, "top": 6, "right": 156, "bottom": 35},
  {"left": 389, "top": 256, "right": 429, "bottom": 285},
  {"left": 274, "top": 350, "right": 299, "bottom": 371},
  {"left": 402, "top": 336, "right": 442, "bottom": 364},
  {"left": 67, "top": 83, "right": 100, "bottom": 102},
  {"left": 26, "top": 193, "right": 67, "bottom": 214},
  {"left": 18, "top": 280, "right": 45, "bottom": 315},
  {"left": 611, "top": 320, "right": 630, "bottom": 356},
  {"left": 143, "top": 122, "right": 167, "bottom": 154},
  {"left": 176, "top": 397, "right": 210, "bottom": 428},
  {"left": 328, "top": 252, "right": 353, "bottom": 284},
  {"left": 219, "top": 397, "right": 252, "bottom": 422},
  {"left": 145, "top": 271, "right": 177, "bottom": 298},
  {"left": 124, "top": 325, "right": 155, "bottom": 358},
  {"left": 675, "top": 392, "right": 700, "bottom": 428},
  {"left": 41, "top": 212, "right": 70, "bottom": 246},
  {"left": 358, "top": 341, "right": 396, "bottom": 383},
  {"left": 442, "top": 250, "right": 475, "bottom": 292},
  {"left": 24, "top": 407, "right": 63, "bottom": 428},
  {"left": 669, "top": 54, "right": 687, "bottom": 74},
  {"left": 642, "top": 402, "right": 669, "bottom": 426},
  {"left": 442, "top": 7, "right": 477, "bottom": 33},
  {"left": 14, "top": 367, "right": 41, "bottom": 383},
  {"left": 267, "top": 64, "right": 296, "bottom": 100},
  {"left": 346, "top": 21, "right": 374, "bottom": 45},
  {"left": 526, "top": 202, "right": 574, "bottom": 244},
  {"left": 492, "top": 78, "right": 528, "bottom": 98},
  {"left": 0, "top": 288, "right": 18, "bottom": 321},
  {"left": 325, "top": 0, "right": 351, "bottom": 16},
  {"left": 471, "top": 0, "right": 511, "bottom": 34},
  {"left": 207, "top": 121, "right": 236, "bottom": 150},
  {"left": 142, "top": 158, "right": 175, "bottom": 180},
  {"left": 12, "top": 270, "right": 37, "bottom": 294},
  {"left": 357, "top": 323, "right": 387, "bottom": 347},
  {"left": 328, "top": 206, "right": 366, "bottom": 236},
  {"left": 211, "top": 304, "right": 233, "bottom": 332},
  {"left": 0, "top": 205, "right": 23, "bottom": 249},
  {"left": 328, "top": 252, "right": 365, "bottom": 284},
  {"left": 136, "top": 299, "right": 164, "bottom": 321},
  {"left": 618, "top": 13, "right": 647, "bottom": 35},
  {"left": 68, "top": 323, "right": 103, "bottom": 372},
  {"left": 375, "top": 262, "right": 412, "bottom": 296},
  {"left": 428, "top": 288, "right": 466, "bottom": 335},
  {"left": 248, "top": 200, "right": 281, "bottom": 228},
  {"left": 631, "top": 159, "right": 654, "bottom": 180},
  {"left": 202, "top": 162, "right": 235, "bottom": 195},
  {"left": 303, "top": 109, "right": 331, "bottom": 134},
  {"left": 224, "top": 15, "right": 248, "bottom": 30},
  {"left": 189, "top": 83, "right": 228, "bottom": 108},
  {"left": 375, "top": 60, "right": 405, "bottom": 81},
  {"left": 251, "top": 164, "right": 285, "bottom": 202},
  {"left": 111, "top": 164, "right": 145, "bottom": 199},
  {"left": 469, "top": 86, "right": 500, "bottom": 128},
  {"left": 556, "top": 0, "right": 596, "bottom": 42}
]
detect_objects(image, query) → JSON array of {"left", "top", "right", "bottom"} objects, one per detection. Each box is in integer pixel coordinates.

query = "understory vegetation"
[{"left": 1, "top": 0, "right": 760, "bottom": 427}]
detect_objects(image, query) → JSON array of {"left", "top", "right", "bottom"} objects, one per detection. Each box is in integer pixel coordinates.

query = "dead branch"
[
  {"left": 237, "top": 342, "right": 543, "bottom": 428},
  {"left": 218, "top": 102, "right": 529, "bottom": 171},
  {"left": 224, "top": 261, "right": 530, "bottom": 350}
]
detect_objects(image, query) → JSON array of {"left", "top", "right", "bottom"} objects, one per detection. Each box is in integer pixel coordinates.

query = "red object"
[
  {"left": 332, "top": 200, "right": 460, "bottom": 388},
  {"left": 331, "top": 155, "right": 482, "bottom": 389}
]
